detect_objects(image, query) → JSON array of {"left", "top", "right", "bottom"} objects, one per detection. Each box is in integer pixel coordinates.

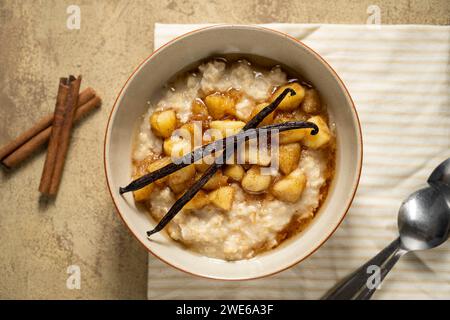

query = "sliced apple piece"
[{"left": 208, "top": 186, "right": 235, "bottom": 211}]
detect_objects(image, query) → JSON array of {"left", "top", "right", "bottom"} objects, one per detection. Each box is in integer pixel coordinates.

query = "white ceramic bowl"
[{"left": 104, "top": 25, "right": 362, "bottom": 280}]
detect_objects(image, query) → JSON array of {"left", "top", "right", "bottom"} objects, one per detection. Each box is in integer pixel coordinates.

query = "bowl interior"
[{"left": 105, "top": 25, "right": 362, "bottom": 280}]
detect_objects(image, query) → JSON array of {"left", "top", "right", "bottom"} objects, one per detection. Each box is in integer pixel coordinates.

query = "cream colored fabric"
[{"left": 148, "top": 23, "right": 450, "bottom": 299}]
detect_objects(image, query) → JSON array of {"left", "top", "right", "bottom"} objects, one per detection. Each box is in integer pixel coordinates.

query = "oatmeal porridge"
[{"left": 131, "top": 58, "right": 335, "bottom": 261}]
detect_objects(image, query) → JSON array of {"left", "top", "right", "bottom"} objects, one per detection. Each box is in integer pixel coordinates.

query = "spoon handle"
[
  {"left": 354, "top": 246, "right": 405, "bottom": 299},
  {"left": 322, "top": 237, "right": 406, "bottom": 300}
]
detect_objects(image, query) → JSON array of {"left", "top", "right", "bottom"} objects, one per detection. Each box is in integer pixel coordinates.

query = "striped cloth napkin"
[{"left": 148, "top": 23, "right": 450, "bottom": 299}]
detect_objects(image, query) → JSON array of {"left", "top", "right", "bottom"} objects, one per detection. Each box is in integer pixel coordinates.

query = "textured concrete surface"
[{"left": 0, "top": 0, "right": 448, "bottom": 299}]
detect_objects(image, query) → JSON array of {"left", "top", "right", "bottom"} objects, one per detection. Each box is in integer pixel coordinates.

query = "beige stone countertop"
[{"left": 0, "top": 0, "right": 448, "bottom": 299}]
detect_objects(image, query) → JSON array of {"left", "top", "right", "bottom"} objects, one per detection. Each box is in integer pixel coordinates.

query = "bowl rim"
[{"left": 104, "top": 24, "right": 363, "bottom": 281}]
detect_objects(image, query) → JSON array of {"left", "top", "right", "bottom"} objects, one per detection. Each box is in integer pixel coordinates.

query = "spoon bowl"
[
  {"left": 398, "top": 186, "right": 450, "bottom": 251},
  {"left": 428, "top": 158, "right": 450, "bottom": 188}
]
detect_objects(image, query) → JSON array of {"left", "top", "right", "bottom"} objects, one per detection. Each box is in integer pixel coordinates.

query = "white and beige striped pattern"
[{"left": 148, "top": 23, "right": 450, "bottom": 299}]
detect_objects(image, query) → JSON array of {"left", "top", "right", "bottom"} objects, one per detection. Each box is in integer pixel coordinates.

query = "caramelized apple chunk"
[
  {"left": 168, "top": 180, "right": 191, "bottom": 194},
  {"left": 208, "top": 186, "right": 235, "bottom": 211},
  {"left": 147, "top": 157, "right": 172, "bottom": 186},
  {"left": 249, "top": 103, "right": 273, "bottom": 127},
  {"left": 191, "top": 98, "right": 209, "bottom": 117},
  {"left": 202, "top": 171, "right": 229, "bottom": 190},
  {"left": 302, "top": 116, "right": 331, "bottom": 149},
  {"left": 271, "top": 168, "right": 306, "bottom": 203},
  {"left": 149, "top": 109, "right": 177, "bottom": 138},
  {"left": 270, "top": 83, "right": 305, "bottom": 111},
  {"left": 183, "top": 190, "right": 210, "bottom": 210},
  {"left": 163, "top": 136, "right": 192, "bottom": 158},
  {"left": 210, "top": 120, "right": 246, "bottom": 137},
  {"left": 168, "top": 164, "right": 196, "bottom": 185},
  {"left": 273, "top": 113, "right": 308, "bottom": 144},
  {"left": 194, "top": 154, "right": 214, "bottom": 173},
  {"left": 241, "top": 166, "right": 272, "bottom": 194},
  {"left": 132, "top": 179, "right": 154, "bottom": 202},
  {"left": 204, "top": 93, "right": 236, "bottom": 119},
  {"left": 238, "top": 143, "right": 272, "bottom": 166},
  {"left": 223, "top": 164, "right": 245, "bottom": 182},
  {"left": 279, "top": 129, "right": 306, "bottom": 144},
  {"left": 278, "top": 143, "right": 301, "bottom": 175},
  {"left": 301, "top": 88, "right": 321, "bottom": 114}
]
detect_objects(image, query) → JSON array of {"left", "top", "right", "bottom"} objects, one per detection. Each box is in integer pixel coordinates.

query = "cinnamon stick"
[
  {"left": 39, "top": 76, "right": 82, "bottom": 196},
  {"left": 39, "top": 78, "right": 70, "bottom": 194},
  {"left": 2, "top": 95, "right": 101, "bottom": 169},
  {"left": 48, "top": 75, "right": 82, "bottom": 195},
  {"left": 0, "top": 87, "right": 95, "bottom": 166}
]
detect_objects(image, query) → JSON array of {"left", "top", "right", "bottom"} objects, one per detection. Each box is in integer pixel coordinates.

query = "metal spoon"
[
  {"left": 428, "top": 157, "right": 450, "bottom": 188},
  {"left": 323, "top": 158, "right": 450, "bottom": 300},
  {"left": 428, "top": 158, "right": 450, "bottom": 208}
]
